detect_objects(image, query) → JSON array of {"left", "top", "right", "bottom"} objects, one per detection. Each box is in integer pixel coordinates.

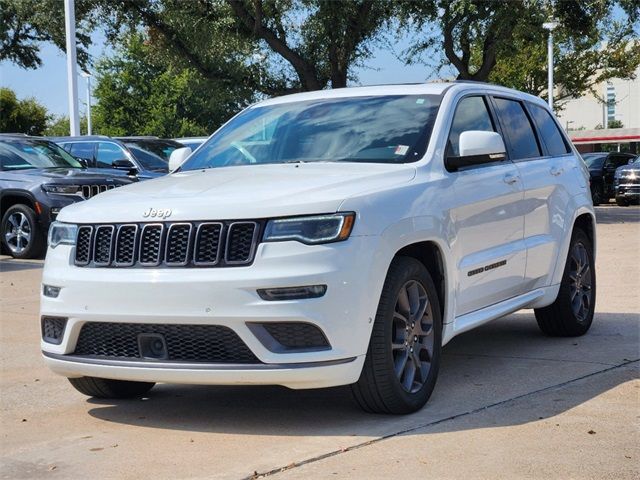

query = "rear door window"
[
  {"left": 69, "top": 143, "right": 96, "bottom": 163},
  {"left": 492, "top": 98, "right": 541, "bottom": 160},
  {"left": 528, "top": 105, "right": 570, "bottom": 156}
]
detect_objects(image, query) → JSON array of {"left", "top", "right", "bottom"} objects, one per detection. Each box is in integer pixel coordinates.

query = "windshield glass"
[
  {"left": 181, "top": 95, "right": 441, "bottom": 171},
  {"left": 0, "top": 138, "right": 82, "bottom": 171},
  {"left": 582, "top": 153, "right": 606, "bottom": 169},
  {"left": 123, "top": 140, "right": 182, "bottom": 171}
]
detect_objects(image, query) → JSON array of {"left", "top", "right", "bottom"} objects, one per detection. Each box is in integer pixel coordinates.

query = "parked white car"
[{"left": 41, "top": 82, "right": 595, "bottom": 414}]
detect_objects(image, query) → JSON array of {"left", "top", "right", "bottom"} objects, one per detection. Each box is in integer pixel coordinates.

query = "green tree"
[
  {"left": 0, "top": 0, "right": 96, "bottom": 69},
  {"left": 91, "top": 33, "right": 253, "bottom": 137},
  {"left": 45, "top": 115, "right": 92, "bottom": 136},
  {"left": 607, "top": 119, "right": 624, "bottom": 128},
  {"left": 0, "top": 87, "right": 49, "bottom": 135},
  {"left": 402, "top": 0, "right": 640, "bottom": 102}
]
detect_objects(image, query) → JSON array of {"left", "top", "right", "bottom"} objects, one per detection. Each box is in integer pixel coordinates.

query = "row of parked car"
[
  {"left": 0, "top": 134, "right": 206, "bottom": 259},
  {"left": 0, "top": 131, "right": 638, "bottom": 260}
]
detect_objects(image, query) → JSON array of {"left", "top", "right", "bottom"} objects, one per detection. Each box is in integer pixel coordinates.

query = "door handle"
[
  {"left": 503, "top": 174, "right": 520, "bottom": 185},
  {"left": 550, "top": 167, "right": 564, "bottom": 176}
]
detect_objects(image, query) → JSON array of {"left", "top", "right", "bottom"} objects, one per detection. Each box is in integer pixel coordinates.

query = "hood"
[
  {"left": 13, "top": 167, "right": 133, "bottom": 183},
  {"left": 616, "top": 163, "right": 640, "bottom": 174},
  {"left": 58, "top": 162, "right": 416, "bottom": 223}
]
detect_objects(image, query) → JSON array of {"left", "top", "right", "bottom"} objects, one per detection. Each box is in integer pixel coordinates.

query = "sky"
[{"left": 0, "top": 32, "right": 439, "bottom": 118}]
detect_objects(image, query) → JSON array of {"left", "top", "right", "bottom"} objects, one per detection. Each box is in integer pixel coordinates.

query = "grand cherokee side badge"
[{"left": 143, "top": 208, "right": 172, "bottom": 219}]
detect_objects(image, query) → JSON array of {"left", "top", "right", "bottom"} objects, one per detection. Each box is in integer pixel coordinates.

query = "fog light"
[
  {"left": 257, "top": 285, "right": 327, "bottom": 301},
  {"left": 43, "top": 285, "right": 61, "bottom": 298}
]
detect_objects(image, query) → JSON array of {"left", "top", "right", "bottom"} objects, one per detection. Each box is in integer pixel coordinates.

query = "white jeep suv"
[{"left": 41, "top": 82, "right": 596, "bottom": 414}]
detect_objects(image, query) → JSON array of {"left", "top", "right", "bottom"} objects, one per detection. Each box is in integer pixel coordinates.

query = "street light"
[
  {"left": 543, "top": 19, "right": 559, "bottom": 110},
  {"left": 80, "top": 71, "right": 92, "bottom": 135}
]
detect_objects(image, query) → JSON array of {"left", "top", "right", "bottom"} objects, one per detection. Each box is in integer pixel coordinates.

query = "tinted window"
[
  {"left": 528, "top": 105, "right": 570, "bottom": 156},
  {"left": 493, "top": 98, "right": 541, "bottom": 160},
  {"left": 182, "top": 95, "right": 441, "bottom": 170},
  {"left": 0, "top": 139, "right": 82, "bottom": 170},
  {"left": 69, "top": 142, "right": 95, "bottom": 162},
  {"left": 447, "top": 96, "right": 494, "bottom": 157},
  {"left": 607, "top": 155, "right": 633, "bottom": 169},
  {"left": 96, "top": 142, "right": 126, "bottom": 168}
]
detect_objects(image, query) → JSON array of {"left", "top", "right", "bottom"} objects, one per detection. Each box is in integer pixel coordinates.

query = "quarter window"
[
  {"left": 447, "top": 96, "right": 495, "bottom": 157},
  {"left": 528, "top": 105, "right": 570, "bottom": 156},
  {"left": 493, "top": 98, "right": 541, "bottom": 160}
]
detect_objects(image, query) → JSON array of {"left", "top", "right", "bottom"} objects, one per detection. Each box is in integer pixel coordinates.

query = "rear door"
[
  {"left": 496, "top": 98, "right": 575, "bottom": 290},
  {"left": 446, "top": 95, "right": 527, "bottom": 316}
]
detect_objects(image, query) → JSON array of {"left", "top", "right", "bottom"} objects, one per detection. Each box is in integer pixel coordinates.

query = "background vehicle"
[
  {"left": 173, "top": 137, "right": 207, "bottom": 151},
  {"left": 0, "top": 135, "right": 133, "bottom": 259},
  {"left": 582, "top": 152, "right": 637, "bottom": 205},
  {"left": 614, "top": 156, "right": 640, "bottom": 206},
  {"left": 52, "top": 136, "right": 184, "bottom": 180},
  {"left": 41, "top": 83, "right": 596, "bottom": 414}
]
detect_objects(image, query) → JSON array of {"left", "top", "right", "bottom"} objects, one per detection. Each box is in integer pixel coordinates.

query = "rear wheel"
[
  {"left": 535, "top": 229, "right": 595, "bottom": 336},
  {"left": 68, "top": 377, "right": 155, "bottom": 399},
  {"left": 351, "top": 257, "right": 442, "bottom": 414},
  {"left": 1, "top": 204, "right": 44, "bottom": 259}
]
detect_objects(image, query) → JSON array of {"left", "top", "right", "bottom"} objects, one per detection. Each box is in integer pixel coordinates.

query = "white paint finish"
[
  {"left": 458, "top": 131, "right": 506, "bottom": 157},
  {"left": 42, "top": 82, "right": 595, "bottom": 389},
  {"left": 168, "top": 146, "right": 191, "bottom": 171}
]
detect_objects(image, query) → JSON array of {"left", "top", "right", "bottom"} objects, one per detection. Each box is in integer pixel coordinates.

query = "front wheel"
[
  {"left": 351, "top": 257, "right": 442, "bottom": 414},
  {"left": 69, "top": 377, "right": 155, "bottom": 399},
  {"left": 1, "top": 204, "right": 44, "bottom": 259},
  {"left": 535, "top": 229, "right": 595, "bottom": 336}
]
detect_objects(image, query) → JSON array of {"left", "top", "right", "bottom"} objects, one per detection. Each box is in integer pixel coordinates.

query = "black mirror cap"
[{"left": 445, "top": 152, "right": 507, "bottom": 172}]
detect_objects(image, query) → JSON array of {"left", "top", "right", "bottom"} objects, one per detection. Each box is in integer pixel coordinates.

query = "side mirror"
[
  {"left": 446, "top": 131, "right": 507, "bottom": 171},
  {"left": 169, "top": 147, "right": 192, "bottom": 171},
  {"left": 112, "top": 159, "right": 138, "bottom": 176},
  {"left": 76, "top": 157, "right": 89, "bottom": 168}
]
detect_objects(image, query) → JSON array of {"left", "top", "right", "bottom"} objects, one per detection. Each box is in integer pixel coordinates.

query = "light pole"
[
  {"left": 80, "top": 71, "right": 92, "bottom": 135},
  {"left": 543, "top": 20, "right": 559, "bottom": 110},
  {"left": 64, "top": 0, "right": 80, "bottom": 136}
]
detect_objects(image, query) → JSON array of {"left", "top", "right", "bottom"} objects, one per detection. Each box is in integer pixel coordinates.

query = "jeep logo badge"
[{"left": 143, "top": 208, "right": 172, "bottom": 219}]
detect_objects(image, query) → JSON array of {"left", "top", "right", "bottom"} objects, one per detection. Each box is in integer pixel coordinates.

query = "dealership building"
[{"left": 557, "top": 66, "right": 640, "bottom": 154}]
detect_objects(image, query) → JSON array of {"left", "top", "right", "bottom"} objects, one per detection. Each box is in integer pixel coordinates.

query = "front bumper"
[
  {"left": 615, "top": 183, "right": 640, "bottom": 200},
  {"left": 40, "top": 237, "right": 380, "bottom": 389}
]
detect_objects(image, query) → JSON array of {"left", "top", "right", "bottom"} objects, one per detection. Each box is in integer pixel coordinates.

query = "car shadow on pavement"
[
  {"left": 0, "top": 258, "right": 44, "bottom": 272},
  {"left": 594, "top": 205, "right": 640, "bottom": 224},
  {"left": 86, "top": 312, "right": 639, "bottom": 438}
]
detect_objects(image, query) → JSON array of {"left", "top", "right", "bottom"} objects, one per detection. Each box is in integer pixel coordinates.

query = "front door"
[{"left": 445, "top": 95, "right": 527, "bottom": 316}]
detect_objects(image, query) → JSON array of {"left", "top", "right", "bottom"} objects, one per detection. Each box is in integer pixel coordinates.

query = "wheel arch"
[
  {"left": 0, "top": 190, "right": 37, "bottom": 217},
  {"left": 550, "top": 207, "right": 596, "bottom": 286}
]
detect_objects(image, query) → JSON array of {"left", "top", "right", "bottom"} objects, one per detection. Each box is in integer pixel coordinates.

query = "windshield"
[
  {"left": 0, "top": 138, "right": 82, "bottom": 171},
  {"left": 181, "top": 95, "right": 441, "bottom": 171},
  {"left": 582, "top": 153, "right": 606, "bottom": 169},
  {"left": 123, "top": 140, "right": 182, "bottom": 171}
]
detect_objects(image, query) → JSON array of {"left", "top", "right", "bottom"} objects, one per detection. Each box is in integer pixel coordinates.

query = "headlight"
[
  {"left": 42, "top": 184, "right": 81, "bottom": 195},
  {"left": 263, "top": 213, "right": 355, "bottom": 245},
  {"left": 47, "top": 222, "right": 78, "bottom": 248}
]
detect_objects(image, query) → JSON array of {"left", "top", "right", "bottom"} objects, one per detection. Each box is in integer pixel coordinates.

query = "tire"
[
  {"left": 535, "top": 228, "right": 596, "bottom": 337},
  {"left": 616, "top": 197, "right": 629, "bottom": 207},
  {"left": 351, "top": 256, "right": 442, "bottom": 414},
  {"left": 68, "top": 376, "right": 155, "bottom": 399},
  {"left": 590, "top": 183, "right": 603, "bottom": 206},
  {"left": 1, "top": 204, "right": 45, "bottom": 259}
]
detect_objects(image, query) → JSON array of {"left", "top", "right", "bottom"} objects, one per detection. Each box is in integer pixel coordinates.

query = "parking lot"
[{"left": 1, "top": 205, "right": 638, "bottom": 480}]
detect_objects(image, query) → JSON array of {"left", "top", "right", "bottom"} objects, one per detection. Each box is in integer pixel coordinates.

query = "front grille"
[
  {"left": 81, "top": 184, "right": 116, "bottom": 199},
  {"left": 73, "top": 322, "right": 260, "bottom": 363},
  {"left": 263, "top": 322, "right": 330, "bottom": 349},
  {"left": 74, "top": 221, "right": 261, "bottom": 268},
  {"left": 619, "top": 175, "right": 640, "bottom": 185},
  {"left": 42, "top": 316, "right": 67, "bottom": 345}
]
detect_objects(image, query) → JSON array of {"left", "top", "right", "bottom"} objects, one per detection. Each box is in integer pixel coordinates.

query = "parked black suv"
[
  {"left": 582, "top": 152, "right": 637, "bottom": 205},
  {"left": 52, "top": 136, "right": 184, "bottom": 180},
  {"left": 0, "top": 135, "right": 134, "bottom": 259},
  {"left": 615, "top": 157, "right": 640, "bottom": 206}
]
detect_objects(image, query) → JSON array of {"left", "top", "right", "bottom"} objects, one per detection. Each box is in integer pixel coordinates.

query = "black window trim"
[
  {"left": 444, "top": 92, "right": 511, "bottom": 173},
  {"left": 522, "top": 101, "right": 573, "bottom": 159},
  {"left": 488, "top": 95, "right": 546, "bottom": 163}
]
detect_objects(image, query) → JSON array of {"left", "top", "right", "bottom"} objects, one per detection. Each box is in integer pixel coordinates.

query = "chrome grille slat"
[{"left": 74, "top": 221, "right": 261, "bottom": 268}]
